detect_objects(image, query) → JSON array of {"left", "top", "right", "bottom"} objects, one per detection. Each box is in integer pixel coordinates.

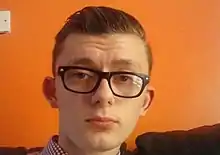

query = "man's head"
[{"left": 43, "top": 6, "right": 154, "bottom": 153}]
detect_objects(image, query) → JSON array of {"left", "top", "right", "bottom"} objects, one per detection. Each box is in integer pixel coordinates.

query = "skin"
[{"left": 43, "top": 34, "right": 154, "bottom": 155}]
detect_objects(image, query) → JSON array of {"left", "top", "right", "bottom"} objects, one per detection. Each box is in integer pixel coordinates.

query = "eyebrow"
[
  {"left": 111, "top": 59, "right": 140, "bottom": 71},
  {"left": 66, "top": 58, "right": 140, "bottom": 71},
  {"left": 67, "top": 58, "right": 97, "bottom": 67}
]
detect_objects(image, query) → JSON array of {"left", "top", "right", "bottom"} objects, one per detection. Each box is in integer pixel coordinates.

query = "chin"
[
  {"left": 87, "top": 141, "right": 120, "bottom": 152},
  {"left": 84, "top": 132, "right": 122, "bottom": 151}
]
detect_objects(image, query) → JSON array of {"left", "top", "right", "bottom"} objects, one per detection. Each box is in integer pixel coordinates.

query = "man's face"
[{"left": 43, "top": 34, "right": 153, "bottom": 151}]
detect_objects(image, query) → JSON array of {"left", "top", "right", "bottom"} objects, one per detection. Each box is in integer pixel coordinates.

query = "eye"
[
  {"left": 113, "top": 74, "right": 133, "bottom": 83},
  {"left": 65, "top": 69, "right": 94, "bottom": 80},
  {"left": 70, "top": 72, "right": 90, "bottom": 80},
  {"left": 118, "top": 75, "right": 130, "bottom": 81}
]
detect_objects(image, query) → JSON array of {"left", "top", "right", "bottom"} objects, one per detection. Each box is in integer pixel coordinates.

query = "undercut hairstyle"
[{"left": 52, "top": 6, "right": 152, "bottom": 76}]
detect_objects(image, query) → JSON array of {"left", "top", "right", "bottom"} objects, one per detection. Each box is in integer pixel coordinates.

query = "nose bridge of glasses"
[
  {"left": 99, "top": 71, "right": 111, "bottom": 80},
  {"left": 94, "top": 71, "right": 112, "bottom": 92}
]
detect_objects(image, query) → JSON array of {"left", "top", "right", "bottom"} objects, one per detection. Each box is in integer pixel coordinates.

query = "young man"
[{"left": 42, "top": 6, "right": 154, "bottom": 155}]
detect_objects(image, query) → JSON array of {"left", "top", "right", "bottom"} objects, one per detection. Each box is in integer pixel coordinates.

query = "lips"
[
  {"left": 85, "top": 116, "right": 118, "bottom": 123},
  {"left": 85, "top": 116, "right": 118, "bottom": 129}
]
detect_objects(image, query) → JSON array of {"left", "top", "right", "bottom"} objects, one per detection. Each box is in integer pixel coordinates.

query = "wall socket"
[{"left": 0, "top": 10, "right": 11, "bottom": 34}]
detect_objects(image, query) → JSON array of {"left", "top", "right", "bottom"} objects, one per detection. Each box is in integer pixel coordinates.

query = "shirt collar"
[
  {"left": 41, "top": 135, "right": 68, "bottom": 155},
  {"left": 41, "top": 135, "right": 121, "bottom": 155}
]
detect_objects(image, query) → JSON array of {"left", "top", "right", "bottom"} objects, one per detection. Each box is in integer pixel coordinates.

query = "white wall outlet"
[{"left": 0, "top": 10, "right": 11, "bottom": 34}]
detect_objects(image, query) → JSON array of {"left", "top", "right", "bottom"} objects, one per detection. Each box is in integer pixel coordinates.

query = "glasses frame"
[{"left": 57, "top": 66, "right": 150, "bottom": 98}]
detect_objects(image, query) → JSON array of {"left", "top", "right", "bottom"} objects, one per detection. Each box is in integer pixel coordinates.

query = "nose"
[{"left": 91, "top": 79, "right": 115, "bottom": 107}]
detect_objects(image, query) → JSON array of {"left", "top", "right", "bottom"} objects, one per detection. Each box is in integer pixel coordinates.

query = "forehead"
[{"left": 56, "top": 34, "right": 149, "bottom": 72}]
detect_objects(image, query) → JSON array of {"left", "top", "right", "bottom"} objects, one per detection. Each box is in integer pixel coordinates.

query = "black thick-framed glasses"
[{"left": 57, "top": 66, "right": 150, "bottom": 98}]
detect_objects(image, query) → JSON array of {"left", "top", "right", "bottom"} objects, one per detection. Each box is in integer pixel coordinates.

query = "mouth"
[{"left": 85, "top": 116, "right": 118, "bottom": 129}]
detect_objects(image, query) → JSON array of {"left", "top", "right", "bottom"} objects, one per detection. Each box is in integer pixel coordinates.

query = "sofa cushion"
[
  {"left": 0, "top": 147, "right": 27, "bottom": 155},
  {"left": 135, "top": 124, "right": 220, "bottom": 155}
]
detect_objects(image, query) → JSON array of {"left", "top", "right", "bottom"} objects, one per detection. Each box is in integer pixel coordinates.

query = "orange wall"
[{"left": 1, "top": 0, "right": 220, "bottom": 149}]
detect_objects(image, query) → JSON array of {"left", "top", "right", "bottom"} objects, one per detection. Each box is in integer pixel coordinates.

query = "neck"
[{"left": 58, "top": 134, "right": 121, "bottom": 155}]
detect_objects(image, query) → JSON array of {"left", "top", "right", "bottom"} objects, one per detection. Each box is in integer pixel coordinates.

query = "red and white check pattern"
[
  {"left": 41, "top": 135, "right": 121, "bottom": 155},
  {"left": 41, "top": 136, "right": 68, "bottom": 155}
]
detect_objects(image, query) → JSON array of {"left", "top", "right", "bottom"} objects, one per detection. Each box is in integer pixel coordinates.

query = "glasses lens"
[
  {"left": 110, "top": 73, "right": 143, "bottom": 97},
  {"left": 64, "top": 68, "right": 98, "bottom": 92}
]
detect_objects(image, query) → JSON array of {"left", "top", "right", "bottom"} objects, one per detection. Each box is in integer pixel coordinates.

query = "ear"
[
  {"left": 42, "top": 76, "right": 58, "bottom": 108},
  {"left": 140, "top": 85, "right": 155, "bottom": 116}
]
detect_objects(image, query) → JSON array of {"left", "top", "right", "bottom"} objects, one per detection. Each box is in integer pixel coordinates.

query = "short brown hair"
[{"left": 52, "top": 6, "right": 152, "bottom": 76}]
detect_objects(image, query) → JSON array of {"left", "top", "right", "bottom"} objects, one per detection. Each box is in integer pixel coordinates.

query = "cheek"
[
  {"left": 115, "top": 99, "right": 143, "bottom": 138},
  {"left": 56, "top": 90, "right": 92, "bottom": 126},
  {"left": 55, "top": 80, "right": 91, "bottom": 107},
  {"left": 126, "top": 104, "right": 142, "bottom": 122},
  {"left": 57, "top": 92, "right": 91, "bottom": 111},
  {"left": 119, "top": 98, "right": 144, "bottom": 125}
]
